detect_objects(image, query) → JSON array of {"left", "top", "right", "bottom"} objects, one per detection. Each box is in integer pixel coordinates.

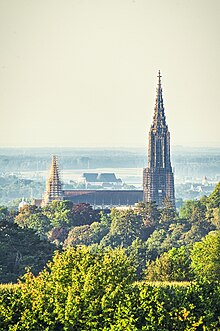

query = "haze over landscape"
[
  {"left": 1, "top": 2, "right": 220, "bottom": 330},
  {"left": 0, "top": 0, "right": 220, "bottom": 148}
]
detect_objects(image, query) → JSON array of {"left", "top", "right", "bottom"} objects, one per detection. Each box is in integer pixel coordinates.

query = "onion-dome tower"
[
  {"left": 42, "top": 155, "right": 63, "bottom": 206},
  {"left": 143, "top": 71, "right": 175, "bottom": 207}
]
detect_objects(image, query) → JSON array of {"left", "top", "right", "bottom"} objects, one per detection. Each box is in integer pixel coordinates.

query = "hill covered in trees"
[{"left": 0, "top": 182, "right": 219, "bottom": 283}]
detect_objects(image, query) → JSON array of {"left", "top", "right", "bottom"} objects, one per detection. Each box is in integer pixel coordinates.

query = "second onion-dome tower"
[{"left": 143, "top": 71, "right": 175, "bottom": 207}]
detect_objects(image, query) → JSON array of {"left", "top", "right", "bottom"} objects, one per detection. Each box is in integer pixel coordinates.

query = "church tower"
[
  {"left": 143, "top": 71, "right": 175, "bottom": 207},
  {"left": 42, "top": 155, "right": 63, "bottom": 206}
]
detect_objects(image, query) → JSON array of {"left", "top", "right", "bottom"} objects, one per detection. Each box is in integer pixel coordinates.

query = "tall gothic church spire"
[
  {"left": 143, "top": 71, "right": 175, "bottom": 207},
  {"left": 42, "top": 155, "right": 63, "bottom": 206},
  {"left": 152, "top": 70, "right": 166, "bottom": 129}
]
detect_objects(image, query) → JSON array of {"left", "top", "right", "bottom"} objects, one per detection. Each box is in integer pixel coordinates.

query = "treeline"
[
  {"left": 0, "top": 247, "right": 220, "bottom": 330},
  {"left": 0, "top": 149, "right": 145, "bottom": 172},
  {"left": 0, "top": 182, "right": 219, "bottom": 283},
  {"left": 0, "top": 183, "right": 220, "bottom": 330},
  {"left": 0, "top": 175, "right": 44, "bottom": 206}
]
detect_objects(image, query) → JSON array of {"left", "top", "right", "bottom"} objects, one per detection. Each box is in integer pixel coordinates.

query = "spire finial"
[
  {"left": 152, "top": 70, "right": 166, "bottom": 128},
  {"left": 157, "top": 70, "right": 162, "bottom": 85}
]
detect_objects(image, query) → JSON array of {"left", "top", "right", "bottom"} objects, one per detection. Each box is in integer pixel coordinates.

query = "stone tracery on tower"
[
  {"left": 42, "top": 155, "right": 63, "bottom": 206},
  {"left": 143, "top": 71, "right": 175, "bottom": 207}
]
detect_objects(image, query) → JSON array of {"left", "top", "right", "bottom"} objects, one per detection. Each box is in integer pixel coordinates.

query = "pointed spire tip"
[{"left": 157, "top": 70, "right": 162, "bottom": 84}]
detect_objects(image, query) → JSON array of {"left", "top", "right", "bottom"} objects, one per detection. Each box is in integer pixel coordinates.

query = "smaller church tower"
[{"left": 42, "top": 155, "right": 63, "bottom": 206}]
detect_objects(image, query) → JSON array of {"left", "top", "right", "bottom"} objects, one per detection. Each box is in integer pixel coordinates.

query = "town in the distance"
[
  {"left": 1, "top": 72, "right": 219, "bottom": 210},
  {"left": 1, "top": 72, "right": 220, "bottom": 330}
]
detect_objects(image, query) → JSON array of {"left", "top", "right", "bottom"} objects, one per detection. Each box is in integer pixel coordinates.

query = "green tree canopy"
[
  {"left": 0, "top": 220, "right": 55, "bottom": 283},
  {"left": 135, "top": 201, "right": 160, "bottom": 227},
  {"left": 145, "top": 245, "right": 192, "bottom": 282},
  {"left": 159, "top": 196, "right": 176, "bottom": 227},
  {"left": 207, "top": 182, "right": 220, "bottom": 209},
  {"left": 191, "top": 230, "right": 220, "bottom": 282},
  {"left": 100, "top": 209, "right": 145, "bottom": 248},
  {"left": 11, "top": 246, "right": 136, "bottom": 330}
]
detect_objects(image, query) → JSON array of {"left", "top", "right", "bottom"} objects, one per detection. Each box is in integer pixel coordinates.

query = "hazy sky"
[{"left": 0, "top": 0, "right": 219, "bottom": 148}]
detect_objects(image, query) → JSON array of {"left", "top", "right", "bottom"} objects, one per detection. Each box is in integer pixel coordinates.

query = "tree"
[
  {"left": 191, "top": 230, "right": 220, "bottom": 282},
  {"left": 71, "top": 203, "right": 101, "bottom": 226},
  {"left": 135, "top": 201, "right": 160, "bottom": 227},
  {"left": 15, "top": 205, "right": 51, "bottom": 236},
  {"left": 179, "top": 200, "right": 206, "bottom": 224},
  {"left": 0, "top": 206, "right": 9, "bottom": 221},
  {"left": 48, "top": 227, "right": 69, "bottom": 246},
  {"left": 64, "top": 225, "right": 93, "bottom": 246},
  {"left": 179, "top": 199, "right": 215, "bottom": 242},
  {"left": 64, "top": 212, "right": 111, "bottom": 247},
  {"left": 43, "top": 200, "right": 73, "bottom": 228},
  {"left": 145, "top": 252, "right": 171, "bottom": 281},
  {"left": 206, "top": 182, "right": 220, "bottom": 229},
  {"left": 100, "top": 209, "right": 144, "bottom": 248},
  {"left": 145, "top": 229, "right": 170, "bottom": 260},
  {"left": 159, "top": 196, "right": 176, "bottom": 227},
  {"left": 127, "top": 238, "right": 147, "bottom": 278},
  {"left": 145, "top": 245, "right": 192, "bottom": 282},
  {"left": 0, "top": 220, "right": 55, "bottom": 283},
  {"left": 207, "top": 182, "right": 220, "bottom": 209},
  {"left": 9, "top": 247, "right": 136, "bottom": 330},
  {"left": 208, "top": 207, "right": 220, "bottom": 229},
  {"left": 15, "top": 204, "right": 39, "bottom": 227}
]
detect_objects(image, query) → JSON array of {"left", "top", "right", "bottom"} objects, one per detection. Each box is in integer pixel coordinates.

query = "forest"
[{"left": 0, "top": 182, "right": 220, "bottom": 330}]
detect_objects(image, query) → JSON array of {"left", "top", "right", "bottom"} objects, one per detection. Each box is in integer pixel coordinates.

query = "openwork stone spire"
[
  {"left": 42, "top": 155, "right": 63, "bottom": 206},
  {"left": 152, "top": 70, "right": 167, "bottom": 129},
  {"left": 143, "top": 71, "right": 175, "bottom": 207}
]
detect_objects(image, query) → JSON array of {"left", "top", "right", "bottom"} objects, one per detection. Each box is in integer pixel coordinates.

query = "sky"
[{"left": 0, "top": 0, "right": 219, "bottom": 148}]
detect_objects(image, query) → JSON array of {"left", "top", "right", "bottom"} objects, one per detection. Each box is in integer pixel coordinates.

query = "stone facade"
[
  {"left": 143, "top": 71, "right": 175, "bottom": 207},
  {"left": 63, "top": 189, "right": 143, "bottom": 209},
  {"left": 36, "top": 190, "right": 143, "bottom": 209},
  {"left": 42, "top": 155, "right": 63, "bottom": 206}
]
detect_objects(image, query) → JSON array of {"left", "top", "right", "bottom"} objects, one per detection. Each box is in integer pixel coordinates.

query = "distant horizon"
[
  {"left": 0, "top": 143, "right": 220, "bottom": 150},
  {"left": 1, "top": 1, "right": 220, "bottom": 149}
]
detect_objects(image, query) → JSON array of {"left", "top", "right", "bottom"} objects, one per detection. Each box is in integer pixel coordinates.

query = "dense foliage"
[
  {"left": 0, "top": 182, "right": 219, "bottom": 283},
  {"left": 0, "top": 209, "right": 55, "bottom": 283},
  {"left": 0, "top": 183, "right": 220, "bottom": 329},
  {"left": 191, "top": 231, "right": 220, "bottom": 282},
  {"left": 0, "top": 247, "right": 219, "bottom": 330}
]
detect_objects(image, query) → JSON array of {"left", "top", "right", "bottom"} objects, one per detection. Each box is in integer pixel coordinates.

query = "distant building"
[
  {"left": 36, "top": 72, "right": 176, "bottom": 209},
  {"left": 80, "top": 172, "right": 122, "bottom": 189},
  {"left": 202, "top": 176, "right": 209, "bottom": 186},
  {"left": 38, "top": 156, "right": 142, "bottom": 208},
  {"left": 42, "top": 155, "right": 63, "bottom": 206},
  {"left": 18, "top": 198, "right": 29, "bottom": 211},
  {"left": 63, "top": 189, "right": 143, "bottom": 209},
  {"left": 143, "top": 71, "right": 175, "bottom": 207}
]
